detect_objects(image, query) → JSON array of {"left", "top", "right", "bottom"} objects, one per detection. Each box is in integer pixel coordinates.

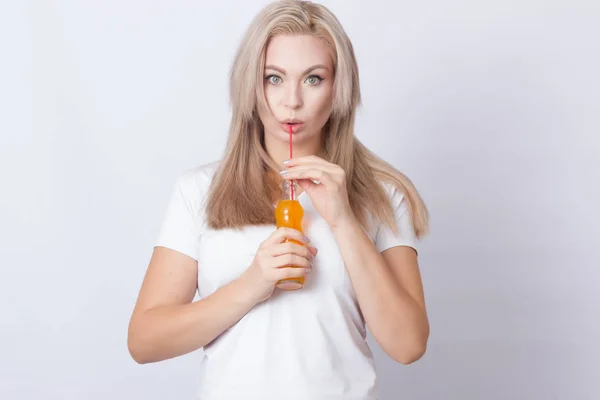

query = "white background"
[{"left": 1, "top": 0, "right": 599, "bottom": 399}]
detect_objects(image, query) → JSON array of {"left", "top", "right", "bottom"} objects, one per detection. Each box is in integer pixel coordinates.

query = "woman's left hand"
[{"left": 280, "top": 155, "right": 356, "bottom": 229}]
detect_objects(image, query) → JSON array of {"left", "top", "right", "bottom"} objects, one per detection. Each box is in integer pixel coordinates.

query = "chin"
[
  {"left": 281, "top": 130, "right": 315, "bottom": 144},
  {"left": 266, "top": 127, "right": 304, "bottom": 141}
]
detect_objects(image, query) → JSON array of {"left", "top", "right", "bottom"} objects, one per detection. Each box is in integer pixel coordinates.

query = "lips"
[{"left": 280, "top": 119, "right": 305, "bottom": 133}]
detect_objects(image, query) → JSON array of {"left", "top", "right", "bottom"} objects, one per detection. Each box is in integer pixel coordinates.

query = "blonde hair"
[{"left": 206, "top": 0, "right": 429, "bottom": 238}]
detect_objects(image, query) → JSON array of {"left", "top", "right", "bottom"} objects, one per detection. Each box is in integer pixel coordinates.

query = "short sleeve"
[
  {"left": 374, "top": 185, "right": 418, "bottom": 254},
  {"left": 155, "top": 175, "right": 203, "bottom": 260}
]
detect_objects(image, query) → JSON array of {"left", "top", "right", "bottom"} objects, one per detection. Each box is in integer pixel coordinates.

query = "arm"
[
  {"left": 127, "top": 246, "right": 258, "bottom": 364},
  {"left": 331, "top": 217, "right": 429, "bottom": 364},
  {"left": 127, "top": 227, "right": 314, "bottom": 364},
  {"left": 277, "top": 155, "right": 430, "bottom": 364}
]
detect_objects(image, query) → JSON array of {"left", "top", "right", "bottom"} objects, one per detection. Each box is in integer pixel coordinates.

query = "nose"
[{"left": 284, "top": 82, "right": 303, "bottom": 110}]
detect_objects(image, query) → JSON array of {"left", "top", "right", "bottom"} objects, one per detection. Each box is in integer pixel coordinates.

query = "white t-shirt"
[{"left": 155, "top": 161, "right": 417, "bottom": 400}]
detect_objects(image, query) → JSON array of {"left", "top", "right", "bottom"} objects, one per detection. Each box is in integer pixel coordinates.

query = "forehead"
[{"left": 264, "top": 34, "right": 333, "bottom": 71}]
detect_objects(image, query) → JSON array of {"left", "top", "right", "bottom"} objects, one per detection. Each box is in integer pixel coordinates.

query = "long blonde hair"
[{"left": 206, "top": 0, "right": 429, "bottom": 238}]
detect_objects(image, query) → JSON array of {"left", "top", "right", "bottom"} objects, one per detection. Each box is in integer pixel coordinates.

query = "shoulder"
[
  {"left": 362, "top": 180, "right": 407, "bottom": 234},
  {"left": 379, "top": 180, "right": 408, "bottom": 210},
  {"left": 166, "top": 160, "right": 222, "bottom": 214},
  {"left": 372, "top": 180, "right": 418, "bottom": 252},
  {"left": 155, "top": 161, "right": 221, "bottom": 258},
  {"left": 174, "top": 160, "right": 221, "bottom": 196},
  {"left": 374, "top": 179, "right": 414, "bottom": 233}
]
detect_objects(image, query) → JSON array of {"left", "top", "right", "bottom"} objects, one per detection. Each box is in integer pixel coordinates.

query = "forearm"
[
  {"left": 128, "top": 275, "right": 258, "bottom": 364},
  {"left": 331, "top": 217, "right": 429, "bottom": 364}
]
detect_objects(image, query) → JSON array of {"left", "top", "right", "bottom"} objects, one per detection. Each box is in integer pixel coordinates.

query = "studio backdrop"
[{"left": 1, "top": 1, "right": 598, "bottom": 399}]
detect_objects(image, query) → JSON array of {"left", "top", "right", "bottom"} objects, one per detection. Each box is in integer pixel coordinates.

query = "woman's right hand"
[{"left": 240, "top": 227, "right": 318, "bottom": 304}]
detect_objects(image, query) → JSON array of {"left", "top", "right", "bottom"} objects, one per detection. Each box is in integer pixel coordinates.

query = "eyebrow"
[{"left": 264, "top": 64, "right": 329, "bottom": 75}]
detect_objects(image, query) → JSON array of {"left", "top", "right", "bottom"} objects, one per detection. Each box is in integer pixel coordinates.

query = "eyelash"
[{"left": 264, "top": 74, "right": 324, "bottom": 85}]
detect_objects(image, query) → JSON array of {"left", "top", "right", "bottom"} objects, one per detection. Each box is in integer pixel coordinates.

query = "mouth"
[
  {"left": 280, "top": 120, "right": 305, "bottom": 133},
  {"left": 281, "top": 119, "right": 304, "bottom": 124}
]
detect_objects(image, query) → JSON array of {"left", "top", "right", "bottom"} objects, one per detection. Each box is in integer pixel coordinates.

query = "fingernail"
[
  {"left": 303, "top": 236, "right": 310, "bottom": 243},
  {"left": 282, "top": 159, "right": 291, "bottom": 164},
  {"left": 279, "top": 169, "right": 288, "bottom": 175}
]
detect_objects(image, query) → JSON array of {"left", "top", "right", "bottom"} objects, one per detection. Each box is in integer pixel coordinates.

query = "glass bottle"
[{"left": 274, "top": 179, "right": 306, "bottom": 290}]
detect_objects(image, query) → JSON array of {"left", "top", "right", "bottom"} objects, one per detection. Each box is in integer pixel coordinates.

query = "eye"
[
  {"left": 305, "top": 75, "right": 324, "bottom": 85},
  {"left": 265, "top": 75, "right": 282, "bottom": 84}
]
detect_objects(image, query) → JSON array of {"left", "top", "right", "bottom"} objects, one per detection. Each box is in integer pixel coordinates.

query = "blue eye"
[
  {"left": 265, "top": 75, "right": 282, "bottom": 84},
  {"left": 305, "top": 75, "right": 324, "bottom": 85},
  {"left": 264, "top": 74, "right": 324, "bottom": 85}
]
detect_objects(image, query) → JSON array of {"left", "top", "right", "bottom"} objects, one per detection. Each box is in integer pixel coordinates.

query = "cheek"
[
  {"left": 260, "top": 86, "right": 278, "bottom": 122},
  {"left": 265, "top": 84, "right": 285, "bottom": 105},
  {"left": 310, "top": 88, "right": 333, "bottom": 120}
]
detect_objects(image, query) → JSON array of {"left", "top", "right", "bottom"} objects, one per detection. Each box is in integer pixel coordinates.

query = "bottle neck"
[{"left": 281, "top": 180, "right": 299, "bottom": 201}]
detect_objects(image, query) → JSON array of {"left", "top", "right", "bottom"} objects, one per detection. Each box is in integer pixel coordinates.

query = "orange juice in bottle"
[{"left": 274, "top": 179, "right": 306, "bottom": 290}]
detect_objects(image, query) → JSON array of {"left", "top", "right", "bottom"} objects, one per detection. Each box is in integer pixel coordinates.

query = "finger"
[
  {"left": 281, "top": 167, "right": 330, "bottom": 184},
  {"left": 296, "top": 178, "right": 319, "bottom": 192},
  {"left": 263, "top": 227, "right": 309, "bottom": 246},
  {"left": 274, "top": 266, "right": 311, "bottom": 281},
  {"left": 283, "top": 155, "right": 331, "bottom": 167},
  {"left": 271, "top": 253, "right": 312, "bottom": 269},
  {"left": 284, "top": 163, "right": 339, "bottom": 186},
  {"left": 285, "top": 162, "right": 338, "bottom": 174},
  {"left": 270, "top": 242, "right": 315, "bottom": 260}
]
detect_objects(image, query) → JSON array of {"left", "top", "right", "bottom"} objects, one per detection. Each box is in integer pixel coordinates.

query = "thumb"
[{"left": 296, "top": 178, "right": 318, "bottom": 192}]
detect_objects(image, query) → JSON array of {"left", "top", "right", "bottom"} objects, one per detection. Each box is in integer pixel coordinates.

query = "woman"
[{"left": 128, "top": 1, "right": 430, "bottom": 398}]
